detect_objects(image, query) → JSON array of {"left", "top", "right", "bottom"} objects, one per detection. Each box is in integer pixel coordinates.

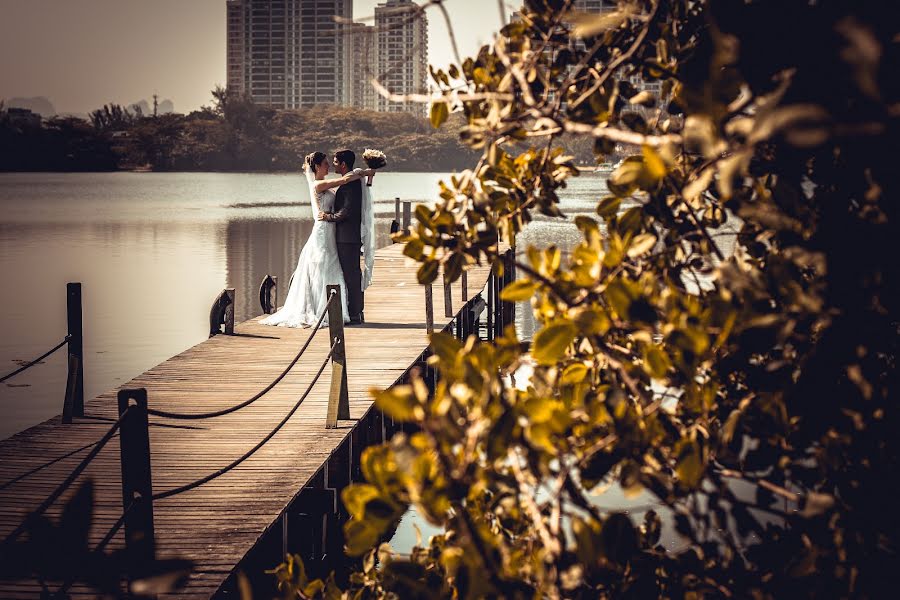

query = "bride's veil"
[
  {"left": 361, "top": 179, "right": 376, "bottom": 290},
  {"left": 303, "top": 165, "right": 320, "bottom": 216}
]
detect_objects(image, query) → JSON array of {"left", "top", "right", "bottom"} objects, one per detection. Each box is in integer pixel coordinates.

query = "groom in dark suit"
[{"left": 321, "top": 149, "right": 364, "bottom": 324}]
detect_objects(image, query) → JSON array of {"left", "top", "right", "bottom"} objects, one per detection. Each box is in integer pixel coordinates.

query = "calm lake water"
[{"left": 0, "top": 170, "right": 691, "bottom": 556}]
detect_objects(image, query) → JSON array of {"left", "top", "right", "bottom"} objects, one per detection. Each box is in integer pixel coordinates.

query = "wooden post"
[
  {"left": 394, "top": 197, "right": 401, "bottom": 222},
  {"left": 117, "top": 388, "right": 156, "bottom": 583},
  {"left": 461, "top": 270, "right": 468, "bottom": 302},
  {"left": 425, "top": 283, "right": 434, "bottom": 335},
  {"left": 63, "top": 283, "right": 84, "bottom": 421},
  {"left": 62, "top": 355, "right": 80, "bottom": 424},
  {"left": 444, "top": 279, "right": 453, "bottom": 318},
  {"left": 224, "top": 288, "right": 235, "bottom": 335},
  {"left": 505, "top": 248, "right": 516, "bottom": 327},
  {"left": 326, "top": 285, "right": 349, "bottom": 428},
  {"left": 486, "top": 271, "right": 494, "bottom": 342},
  {"left": 402, "top": 201, "right": 411, "bottom": 232}
]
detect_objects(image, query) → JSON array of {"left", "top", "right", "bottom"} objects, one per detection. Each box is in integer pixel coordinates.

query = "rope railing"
[
  {"left": 145, "top": 290, "right": 338, "bottom": 421},
  {"left": 2, "top": 283, "right": 352, "bottom": 595},
  {"left": 0, "top": 334, "right": 71, "bottom": 384},
  {"left": 151, "top": 338, "right": 340, "bottom": 501},
  {"left": 0, "top": 409, "right": 128, "bottom": 547}
]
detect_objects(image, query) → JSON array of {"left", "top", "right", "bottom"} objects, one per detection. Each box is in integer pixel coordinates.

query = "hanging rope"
[
  {"left": 0, "top": 335, "right": 71, "bottom": 384},
  {"left": 1, "top": 410, "right": 128, "bottom": 547},
  {"left": 146, "top": 290, "right": 337, "bottom": 421},
  {"left": 152, "top": 338, "right": 339, "bottom": 501}
]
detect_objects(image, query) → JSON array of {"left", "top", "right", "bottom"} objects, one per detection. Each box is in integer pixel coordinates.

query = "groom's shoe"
[{"left": 348, "top": 315, "right": 363, "bottom": 326}]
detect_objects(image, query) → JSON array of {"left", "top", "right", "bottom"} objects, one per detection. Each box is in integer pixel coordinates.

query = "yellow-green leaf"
[
  {"left": 607, "top": 159, "right": 642, "bottom": 197},
  {"left": 643, "top": 345, "right": 672, "bottom": 379},
  {"left": 429, "top": 101, "right": 449, "bottom": 129},
  {"left": 342, "top": 483, "right": 381, "bottom": 520},
  {"left": 641, "top": 145, "right": 667, "bottom": 180},
  {"left": 626, "top": 233, "right": 657, "bottom": 258},
  {"left": 344, "top": 519, "right": 383, "bottom": 556},
  {"left": 371, "top": 385, "right": 424, "bottom": 422},
  {"left": 402, "top": 238, "right": 425, "bottom": 260},
  {"left": 561, "top": 362, "right": 589, "bottom": 384},
  {"left": 573, "top": 307, "right": 611, "bottom": 336},
  {"left": 417, "top": 260, "right": 439, "bottom": 284},
  {"left": 429, "top": 332, "right": 463, "bottom": 364},
  {"left": 674, "top": 437, "right": 705, "bottom": 489},
  {"left": 532, "top": 321, "right": 577, "bottom": 365},
  {"left": 501, "top": 279, "right": 539, "bottom": 302}
]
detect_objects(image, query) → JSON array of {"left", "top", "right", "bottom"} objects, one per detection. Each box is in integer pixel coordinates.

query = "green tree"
[{"left": 278, "top": 0, "right": 899, "bottom": 598}]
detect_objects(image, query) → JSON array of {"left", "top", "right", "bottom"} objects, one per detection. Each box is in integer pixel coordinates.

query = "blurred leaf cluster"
[
  {"left": 0, "top": 481, "right": 192, "bottom": 598},
  {"left": 275, "top": 0, "right": 899, "bottom": 597}
]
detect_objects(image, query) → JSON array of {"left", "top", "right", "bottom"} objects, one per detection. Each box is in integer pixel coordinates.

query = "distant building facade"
[
  {"left": 226, "top": 0, "right": 353, "bottom": 109},
  {"left": 347, "top": 23, "right": 378, "bottom": 110},
  {"left": 226, "top": 0, "right": 429, "bottom": 112},
  {"left": 374, "top": 0, "right": 429, "bottom": 113}
]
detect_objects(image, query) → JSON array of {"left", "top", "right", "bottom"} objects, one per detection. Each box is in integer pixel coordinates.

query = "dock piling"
[
  {"left": 224, "top": 288, "right": 235, "bottom": 335},
  {"left": 325, "top": 285, "right": 349, "bottom": 428},
  {"left": 402, "top": 201, "right": 411, "bottom": 233},
  {"left": 425, "top": 283, "right": 434, "bottom": 335},
  {"left": 444, "top": 279, "right": 453, "bottom": 318},
  {"left": 63, "top": 283, "right": 84, "bottom": 421},
  {"left": 117, "top": 388, "right": 156, "bottom": 584}
]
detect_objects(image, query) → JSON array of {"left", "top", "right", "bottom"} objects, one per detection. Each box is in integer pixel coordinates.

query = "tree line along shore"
[{"left": 1, "top": 89, "right": 601, "bottom": 173}]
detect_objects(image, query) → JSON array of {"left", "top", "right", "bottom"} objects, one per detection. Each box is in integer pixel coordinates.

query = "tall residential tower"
[
  {"left": 226, "top": 0, "right": 352, "bottom": 108},
  {"left": 374, "top": 0, "right": 429, "bottom": 113}
]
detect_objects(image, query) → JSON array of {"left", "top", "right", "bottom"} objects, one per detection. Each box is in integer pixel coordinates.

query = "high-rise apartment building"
[
  {"left": 299, "top": 0, "right": 353, "bottom": 106},
  {"left": 374, "top": 0, "right": 428, "bottom": 113},
  {"left": 348, "top": 23, "right": 377, "bottom": 111},
  {"left": 226, "top": 0, "right": 352, "bottom": 108}
]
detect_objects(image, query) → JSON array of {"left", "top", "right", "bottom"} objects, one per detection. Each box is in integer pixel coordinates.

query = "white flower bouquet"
[{"left": 362, "top": 148, "right": 387, "bottom": 169}]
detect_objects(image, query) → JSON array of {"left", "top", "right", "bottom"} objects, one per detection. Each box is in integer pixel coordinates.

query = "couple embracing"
[{"left": 262, "top": 149, "right": 378, "bottom": 328}]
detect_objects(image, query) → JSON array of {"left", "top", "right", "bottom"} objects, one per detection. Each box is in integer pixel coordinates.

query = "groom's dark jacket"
[{"left": 330, "top": 178, "right": 362, "bottom": 244}]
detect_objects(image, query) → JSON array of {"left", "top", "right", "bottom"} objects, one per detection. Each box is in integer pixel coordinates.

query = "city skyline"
[{"left": 0, "top": 0, "right": 518, "bottom": 116}]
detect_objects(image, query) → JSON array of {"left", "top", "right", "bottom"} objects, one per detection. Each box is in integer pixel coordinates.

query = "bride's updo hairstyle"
[{"left": 305, "top": 151, "right": 327, "bottom": 171}]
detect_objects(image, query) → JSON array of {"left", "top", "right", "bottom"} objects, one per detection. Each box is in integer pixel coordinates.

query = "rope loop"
[{"left": 0, "top": 334, "right": 71, "bottom": 384}]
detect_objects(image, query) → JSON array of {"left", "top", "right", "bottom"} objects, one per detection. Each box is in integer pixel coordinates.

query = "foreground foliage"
[{"left": 273, "top": 0, "right": 898, "bottom": 598}]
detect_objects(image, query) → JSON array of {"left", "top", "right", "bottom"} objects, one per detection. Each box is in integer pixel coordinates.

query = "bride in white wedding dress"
[{"left": 261, "top": 151, "right": 375, "bottom": 328}]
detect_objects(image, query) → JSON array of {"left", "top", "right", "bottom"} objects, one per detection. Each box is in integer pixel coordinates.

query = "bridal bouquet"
[{"left": 362, "top": 148, "right": 387, "bottom": 169}]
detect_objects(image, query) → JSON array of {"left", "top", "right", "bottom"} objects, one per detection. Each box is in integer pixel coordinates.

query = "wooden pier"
[{"left": 0, "top": 243, "right": 513, "bottom": 598}]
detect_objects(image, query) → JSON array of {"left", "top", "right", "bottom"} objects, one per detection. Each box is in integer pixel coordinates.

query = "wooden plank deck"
[{"left": 0, "top": 243, "right": 493, "bottom": 598}]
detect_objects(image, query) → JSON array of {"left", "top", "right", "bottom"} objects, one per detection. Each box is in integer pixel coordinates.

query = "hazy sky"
[{"left": 0, "top": 0, "right": 518, "bottom": 115}]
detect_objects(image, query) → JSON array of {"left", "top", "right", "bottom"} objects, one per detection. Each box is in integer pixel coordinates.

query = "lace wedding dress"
[{"left": 260, "top": 168, "right": 350, "bottom": 328}]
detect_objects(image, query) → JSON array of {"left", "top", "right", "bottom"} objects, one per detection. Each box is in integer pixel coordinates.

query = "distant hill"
[{"left": 5, "top": 97, "right": 56, "bottom": 118}]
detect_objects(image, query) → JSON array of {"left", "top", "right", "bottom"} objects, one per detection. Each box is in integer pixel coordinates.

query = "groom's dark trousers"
[{"left": 330, "top": 178, "right": 364, "bottom": 320}]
